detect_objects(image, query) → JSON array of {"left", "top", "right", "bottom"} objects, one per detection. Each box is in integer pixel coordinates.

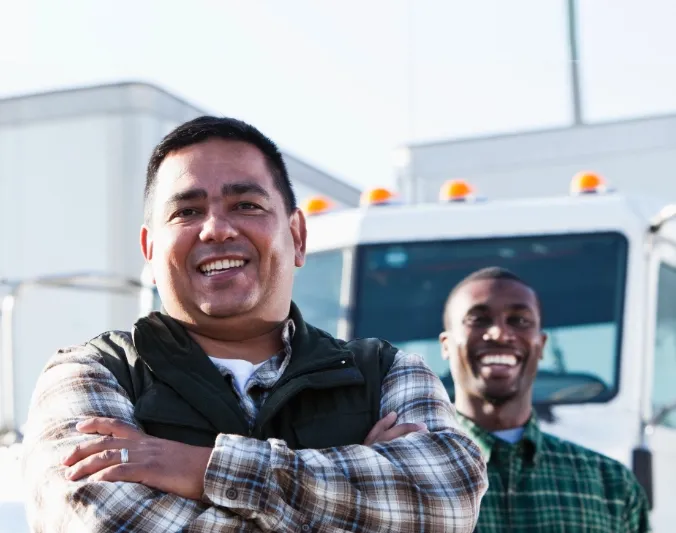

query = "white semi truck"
[{"left": 288, "top": 173, "right": 676, "bottom": 531}]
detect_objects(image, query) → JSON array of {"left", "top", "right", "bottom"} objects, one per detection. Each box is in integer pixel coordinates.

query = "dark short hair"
[
  {"left": 144, "top": 115, "right": 297, "bottom": 224},
  {"left": 443, "top": 266, "right": 541, "bottom": 329}
]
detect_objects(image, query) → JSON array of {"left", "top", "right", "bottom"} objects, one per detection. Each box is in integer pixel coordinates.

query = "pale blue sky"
[{"left": 1, "top": 0, "right": 676, "bottom": 189}]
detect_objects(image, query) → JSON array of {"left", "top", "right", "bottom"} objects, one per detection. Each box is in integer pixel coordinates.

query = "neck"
[
  {"left": 455, "top": 392, "right": 532, "bottom": 432},
  {"left": 185, "top": 316, "right": 287, "bottom": 364}
]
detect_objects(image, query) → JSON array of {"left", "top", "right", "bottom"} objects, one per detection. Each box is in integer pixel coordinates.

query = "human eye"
[
  {"left": 170, "top": 207, "right": 201, "bottom": 220},
  {"left": 235, "top": 201, "right": 263, "bottom": 211},
  {"left": 464, "top": 315, "right": 491, "bottom": 328},
  {"left": 509, "top": 315, "right": 534, "bottom": 328}
]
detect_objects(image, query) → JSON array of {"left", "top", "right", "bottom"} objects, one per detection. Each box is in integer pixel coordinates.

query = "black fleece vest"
[{"left": 89, "top": 303, "right": 398, "bottom": 450}]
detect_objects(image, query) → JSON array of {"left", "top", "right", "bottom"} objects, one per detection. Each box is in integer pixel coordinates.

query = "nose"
[
  {"left": 199, "top": 212, "right": 238, "bottom": 243},
  {"left": 483, "top": 322, "right": 516, "bottom": 343}
]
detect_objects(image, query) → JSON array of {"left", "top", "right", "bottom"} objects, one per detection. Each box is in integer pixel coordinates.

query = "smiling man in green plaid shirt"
[{"left": 439, "top": 266, "right": 651, "bottom": 532}]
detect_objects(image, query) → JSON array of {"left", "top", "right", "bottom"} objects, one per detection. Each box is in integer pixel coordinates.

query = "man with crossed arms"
[{"left": 22, "top": 115, "right": 487, "bottom": 532}]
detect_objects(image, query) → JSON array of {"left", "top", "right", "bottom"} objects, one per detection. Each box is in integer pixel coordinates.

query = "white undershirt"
[
  {"left": 209, "top": 357, "right": 264, "bottom": 395},
  {"left": 492, "top": 427, "right": 525, "bottom": 444}
]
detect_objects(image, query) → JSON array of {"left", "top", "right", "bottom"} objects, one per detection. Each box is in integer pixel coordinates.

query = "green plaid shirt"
[{"left": 457, "top": 412, "right": 651, "bottom": 533}]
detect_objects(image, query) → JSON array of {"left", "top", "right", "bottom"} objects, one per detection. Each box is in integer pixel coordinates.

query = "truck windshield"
[{"left": 352, "top": 232, "right": 628, "bottom": 405}]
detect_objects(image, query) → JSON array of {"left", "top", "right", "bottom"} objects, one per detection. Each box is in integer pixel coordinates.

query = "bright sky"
[{"left": 2, "top": 0, "right": 676, "bottom": 189}]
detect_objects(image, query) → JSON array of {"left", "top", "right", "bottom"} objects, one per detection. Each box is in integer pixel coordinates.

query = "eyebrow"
[
  {"left": 166, "top": 188, "right": 208, "bottom": 205},
  {"left": 466, "top": 302, "right": 534, "bottom": 314},
  {"left": 165, "top": 182, "right": 271, "bottom": 206},
  {"left": 221, "top": 182, "right": 270, "bottom": 199}
]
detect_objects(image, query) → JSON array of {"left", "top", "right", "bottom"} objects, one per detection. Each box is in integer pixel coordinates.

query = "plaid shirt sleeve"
[
  {"left": 202, "top": 350, "right": 488, "bottom": 532},
  {"left": 21, "top": 346, "right": 257, "bottom": 533},
  {"left": 622, "top": 467, "right": 652, "bottom": 533}
]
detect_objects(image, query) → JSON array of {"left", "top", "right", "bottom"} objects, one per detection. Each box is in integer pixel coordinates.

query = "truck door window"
[
  {"left": 292, "top": 249, "right": 344, "bottom": 338},
  {"left": 652, "top": 262, "right": 676, "bottom": 428}
]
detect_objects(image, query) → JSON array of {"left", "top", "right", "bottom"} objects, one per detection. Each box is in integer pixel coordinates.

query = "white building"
[
  {"left": 394, "top": 114, "right": 676, "bottom": 204},
  {"left": 0, "top": 82, "right": 361, "bottom": 435}
]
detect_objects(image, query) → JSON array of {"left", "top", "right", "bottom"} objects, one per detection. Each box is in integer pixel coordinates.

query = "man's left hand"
[{"left": 61, "top": 417, "right": 213, "bottom": 501}]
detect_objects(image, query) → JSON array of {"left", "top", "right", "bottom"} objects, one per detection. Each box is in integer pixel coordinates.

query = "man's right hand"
[{"left": 363, "top": 411, "right": 429, "bottom": 445}]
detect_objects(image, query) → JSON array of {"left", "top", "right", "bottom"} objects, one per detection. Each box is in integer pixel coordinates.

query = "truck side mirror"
[{"left": 631, "top": 446, "right": 653, "bottom": 509}]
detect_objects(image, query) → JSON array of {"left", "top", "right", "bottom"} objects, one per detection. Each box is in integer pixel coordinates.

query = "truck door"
[{"left": 646, "top": 237, "right": 676, "bottom": 529}]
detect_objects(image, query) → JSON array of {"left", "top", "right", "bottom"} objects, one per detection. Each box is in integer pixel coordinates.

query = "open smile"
[
  {"left": 474, "top": 350, "right": 524, "bottom": 379},
  {"left": 197, "top": 258, "right": 249, "bottom": 277},
  {"left": 478, "top": 353, "right": 520, "bottom": 367}
]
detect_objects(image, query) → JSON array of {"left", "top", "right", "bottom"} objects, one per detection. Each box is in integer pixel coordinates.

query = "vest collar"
[{"left": 131, "top": 302, "right": 362, "bottom": 434}]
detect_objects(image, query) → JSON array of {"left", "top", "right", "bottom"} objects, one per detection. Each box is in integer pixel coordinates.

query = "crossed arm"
[{"left": 22, "top": 347, "right": 488, "bottom": 532}]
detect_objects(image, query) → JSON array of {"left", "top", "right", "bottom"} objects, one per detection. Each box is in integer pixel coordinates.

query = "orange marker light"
[
  {"left": 360, "top": 187, "right": 396, "bottom": 206},
  {"left": 440, "top": 179, "right": 474, "bottom": 202},
  {"left": 301, "top": 195, "right": 334, "bottom": 216},
  {"left": 570, "top": 171, "right": 607, "bottom": 195}
]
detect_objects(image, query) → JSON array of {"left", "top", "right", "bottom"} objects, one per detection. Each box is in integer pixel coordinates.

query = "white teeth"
[
  {"left": 199, "top": 259, "right": 246, "bottom": 274},
  {"left": 479, "top": 354, "right": 518, "bottom": 367}
]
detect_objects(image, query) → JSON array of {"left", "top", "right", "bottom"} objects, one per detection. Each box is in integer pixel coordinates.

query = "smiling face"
[
  {"left": 140, "top": 138, "right": 306, "bottom": 333},
  {"left": 440, "top": 278, "right": 547, "bottom": 407}
]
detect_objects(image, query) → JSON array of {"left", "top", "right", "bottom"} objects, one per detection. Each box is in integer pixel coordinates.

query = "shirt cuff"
[{"left": 202, "top": 434, "right": 276, "bottom": 515}]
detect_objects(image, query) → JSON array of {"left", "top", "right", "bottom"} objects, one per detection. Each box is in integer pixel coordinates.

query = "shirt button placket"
[{"left": 507, "top": 447, "right": 520, "bottom": 533}]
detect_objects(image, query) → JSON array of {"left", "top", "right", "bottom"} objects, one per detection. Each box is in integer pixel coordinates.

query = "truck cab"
[{"left": 290, "top": 173, "right": 676, "bottom": 532}]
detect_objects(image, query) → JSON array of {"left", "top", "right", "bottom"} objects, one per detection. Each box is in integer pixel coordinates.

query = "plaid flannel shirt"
[
  {"left": 22, "top": 319, "right": 488, "bottom": 532},
  {"left": 457, "top": 412, "right": 651, "bottom": 533}
]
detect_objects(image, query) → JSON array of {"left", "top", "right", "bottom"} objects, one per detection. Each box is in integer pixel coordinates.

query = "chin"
[
  {"left": 479, "top": 386, "right": 519, "bottom": 406},
  {"left": 199, "top": 299, "right": 257, "bottom": 318},
  {"left": 484, "top": 394, "right": 516, "bottom": 407},
  {"left": 484, "top": 390, "right": 518, "bottom": 405}
]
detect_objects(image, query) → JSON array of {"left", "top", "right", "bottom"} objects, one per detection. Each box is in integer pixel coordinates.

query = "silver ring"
[{"left": 120, "top": 448, "right": 129, "bottom": 464}]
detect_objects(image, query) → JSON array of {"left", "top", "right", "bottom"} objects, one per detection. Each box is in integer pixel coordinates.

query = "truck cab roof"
[{"left": 305, "top": 191, "right": 673, "bottom": 252}]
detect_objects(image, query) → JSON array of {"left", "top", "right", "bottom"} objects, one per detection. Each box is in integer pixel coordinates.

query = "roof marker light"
[
  {"left": 301, "top": 195, "right": 334, "bottom": 216},
  {"left": 360, "top": 187, "right": 397, "bottom": 206},
  {"left": 439, "top": 179, "right": 476, "bottom": 202},
  {"left": 570, "top": 171, "right": 608, "bottom": 195}
]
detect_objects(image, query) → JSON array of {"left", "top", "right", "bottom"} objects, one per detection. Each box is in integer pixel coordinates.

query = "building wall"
[
  {"left": 0, "top": 111, "right": 167, "bottom": 427},
  {"left": 285, "top": 155, "right": 361, "bottom": 208},
  {"left": 0, "top": 114, "right": 115, "bottom": 427},
  {"left": 396, "top": 114, "right": 676, "bottom": 205}
]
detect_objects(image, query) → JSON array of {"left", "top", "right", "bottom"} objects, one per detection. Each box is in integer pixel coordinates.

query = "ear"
[
  {"left": 538, "top": 330, "right": 548, "bottom": 360},
  {"left": 140, "top": 225, "right": 156, "bottom": 283},
  {"left": 290, "top": 208, "right": 307, "bottom": 268},
  {"left": 439, "top": 331, "right": 452, "bottom": 361}
]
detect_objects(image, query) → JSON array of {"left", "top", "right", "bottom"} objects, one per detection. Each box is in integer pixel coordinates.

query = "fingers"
[
  {"left": 363, "top": 411, "right": 398, "bottom": 445},
  {"left": 65, "top": 448, "right": 132, "bottom": 481},
  {"left": 88, "top": 463, "right": 141, "bottom": 483},
  {"left": 376, "top": 411, "right": 398, "bottom": 430},
  {"left": 381, "top": 422, "right": 428, "bottom": 442},
  {"left": 364, "top": 412, "right": 430, "bottom": 446},
  {"left": 62, "top": 419, "right": 150, "bottom": 482},
  {"left": 62, "top": 435, "right": 132, "bottom": 467},
  {"left": 76, "top": 417, "right": 141, "bottom": 439}
]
